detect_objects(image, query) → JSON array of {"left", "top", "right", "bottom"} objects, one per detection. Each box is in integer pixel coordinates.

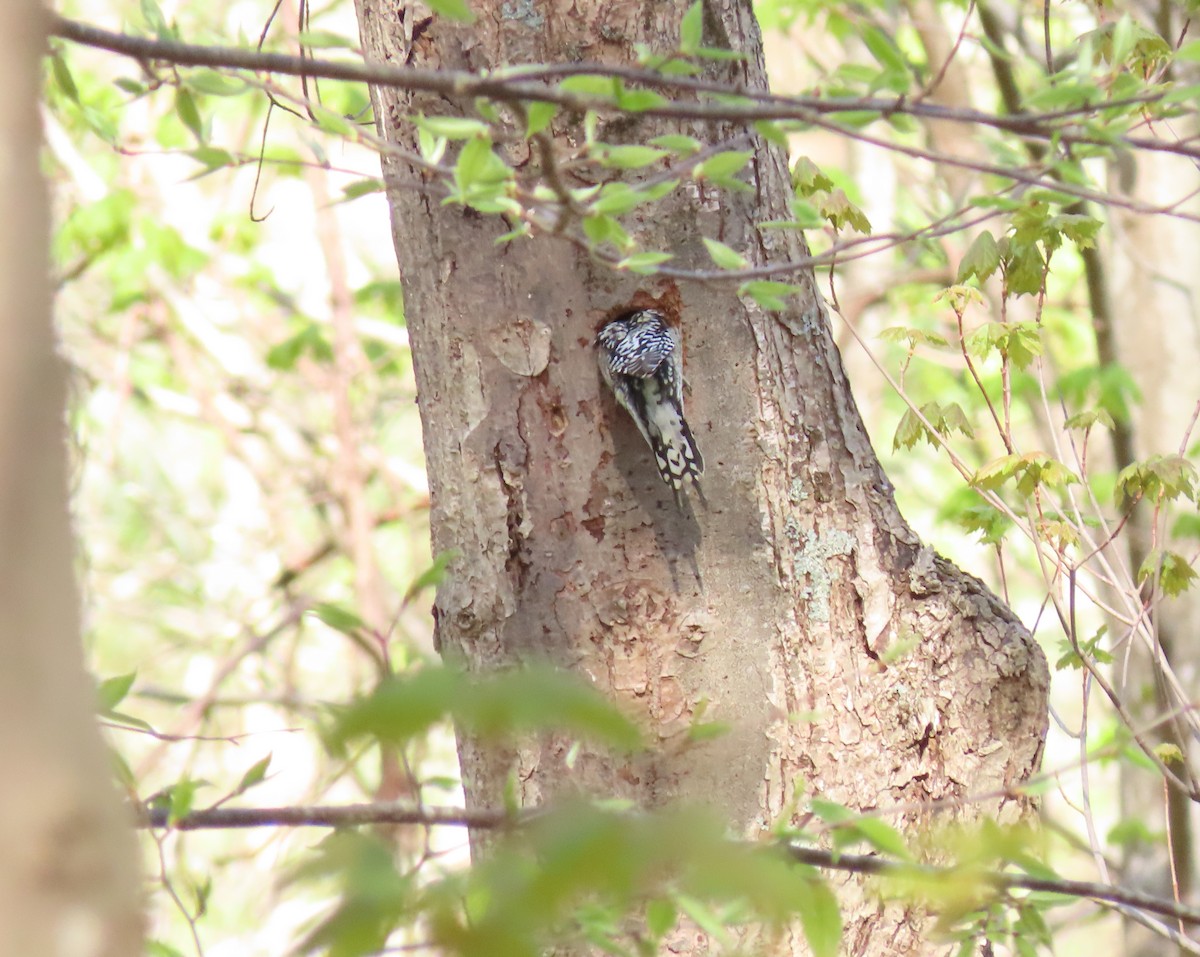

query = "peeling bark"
[{"left": 353, "top": 1, "right": 1049, "bottom": 952}]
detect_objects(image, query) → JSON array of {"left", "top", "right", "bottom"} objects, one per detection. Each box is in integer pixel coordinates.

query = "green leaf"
[
  {"left": 817, "top": 189, "right": 870, "bottom": 233},
  {"left": 973, "top": 452, "right": 1077, "bottom": 496},
  {"left": 341, "top": 178, "right": 386, "bottom": 201},
  {"left": 589, "top": 184, "right": 642, "bottom": 217},
  {"left": 1154, "top": 742, "right": 1185, "bottom": 765},
  {"left": 1055, "top": 627, "right": 1112, "bottom": 670},
  {"left": 526, "top": 101, "right": 557, "bottom": 136},
  {"left": 851, "top": 817, "right": 913, "bottom": 860},
  {"left": 233, "top": 755, "right": 272, "bottom": 796},
  {"left": 616, "top": 251, "right": 673, "bottom": 274},
  {"left": 174, "top": 89, "right": 203, "bottom": 142},
  {"left": 791, "top": 156, "right": 835, "bottom": 195},
  {"left": 809, "top": 798, "right": 854, "bottom": 825},
  {"left": 965, "top": 321, "right": 1044, "bottom": 369},
  {"left": 50, "top": 50, "right": 79, "bottom": 102},
  {"left": 97, "top": 672, "right": 137, "bottom": 713},
  {"left": 414, "top": 115, "right": 491, "bottom": 139},
  {"left": 862, "top": 25, "right": 906, "bottom": 74},
  {"left": 796, "top": 879, "right": 842, "bottom": 957},
  {"left": 560, "top": 75, "right": 617, "bottom": 99},
  {"left": 894, "top": 403, "right": 973, "bottom": 452},
  {"left": 739, "top": 280, "right": 802, "bottom": 311},
  {"left": 403, "top": 549, "right": 459, "bottom": 605},
  {"left": 645, "top": 898, "right": 677, "bottom": 939},
  {"left": 1116, "top": 454, "right": 1198, "bottom": 505},
  {"left": 167, "top": 778, "right": 205, "bottom": 825},
  {"left": 592, "top": 144, "right": 668, "bottom": 169},
  {"left": 583, "top": 213, "right": 633, "bottom": 251},
  {"left": 185, "top": 147, "right": 235, "bottom": 176},
  {"left": 1138, "top": 550, "right": 1198, "bottom": 597},
  {"left": 425, "top": 0, "right": 476, "bottom": 23},
  {"left": 310, "top": 103, "right": 354, "bottom": 136},
  {"left": 140, "top": 0, "right": 169, "bottom": 36},
  {"left": 1178, "top": 39, "right": 1200, "bottom": 62},
  {"left": 309, "top": 603, "right": 367, "bottom": 637},
  {"left": 334, "top": 664, "right": 644, "bottom": 751},
  {"left": 297, "top": 29, "right": 357, "bottom": 50},
  {"left": 878, "top": 326, "right": 949, "bottom": 349},
  {"left": 656, "top": 57, "right": 702, "bottom": 76},
  {"left": 695, "top": 46, "right": 747, "bottom": 62},
  {"left": 649, "top": 134, "right": 702, "bottom": 155},
  {"left": 615, "top": 88, "right": 668, "bottom": 111},
  {"left": 694, "top": 150, "right": 753, "bottom": 184},
  {"left": 186, "top": 69, "right": 247, "bottom": 96},
  {"left": 450, "top": 135, "right": 515, "bottom": 212},
  {"left": 289, "top": 831, "right": 410, "bottom": 956},
  {"left": 957, "top": 230, "right": 1000, "bottom": 284},
  {"left": 754, "top": 120, "right": 789, "bottom": 149},
  {"left": 702, "top": 237, "right": 748, "bottom": 270},
  {"left": 1063, "top": 408, "right": 1115, "bottom": 431},
  {"left": 679, "top": 1, "right": 704, "bottom": 56},
  {"left": 674, "top": 893, "right": 733, "bottom": 943}
]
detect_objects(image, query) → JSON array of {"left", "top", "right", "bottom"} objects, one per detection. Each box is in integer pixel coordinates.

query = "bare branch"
[
  {"left": 138, "top": 801, "right": 513, "bottom": 830},
  {"left": 136, "top": 798, "right": 1200, "bottom": 928}
]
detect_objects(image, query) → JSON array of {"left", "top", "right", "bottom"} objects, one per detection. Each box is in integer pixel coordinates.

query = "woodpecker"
[{"left": 595, "top": 308, "right": 703, "bottom": 498}]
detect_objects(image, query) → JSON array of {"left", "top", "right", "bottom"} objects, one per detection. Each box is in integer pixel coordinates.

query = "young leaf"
[
  {"left": 413, "top": 115, "right": 490, "bottom": 139},
  {"left": 650, "top": 133, "right": 702, "bottom": 155},
  {"left": 526, "top": 101, "right": 557, "bottom": 136},
  {"left": 333, "top": 664, "right": 643, "bottom": 751},
  {"left": 617, "top": 251, "right": 673, "bottom": 273},
  {"left": 234, "top": 754, "right": 272, "bottom": 796},
  {"left": 615, "top": 88, "right": 668, "bottom": 111},
  {"left": 645, "top": 898, "right": 677, "bottom": 939},
  {"left": 796, "top": 879, "right": 842, "bottom": 957},
  {"left": 425, "top": 0, "right": 476, "bottom": 23},
  {"left": 1138, "top": 550, "right": 1198, "bottom": 597},
  {"left": 791, "top": 157, "right": 835, "bottom": 195},
  {"left": 679, "top": 1, "right": 704, "bottom": 56},
  {"left": 957, "top": 230, "right": 1000, "bottom": 284},
  {"left": 592, "top": 144, "right": 668, "bottom": 169},
  {"left": 1063, "top": 408, "right": 1115, "bottom": 431},
  {"left": 309, "top": 603, "right": 367, "bottom": 637},
  {"left": 702, "top": 237, "right": 749, "bottom": 270},
  {"left": 50, "top": 50, "right": 79, "bottom": 103},
  {"left": 694, "top": 150, "right": 753, "bottom": 183},
  {"left": 739, "top": 280, "right": 802, "bottom": 311},
  {"left": 186, "top": 70, "right": 247, "bottom": 96},
  {"left": 97, "top": 672, "right": 137, "bottom": 713},
  {"left": 403, "top": 549, "right": 460, "bottom": 605},
  {"left": 174, "top": 89, "right": 204, "bottom": 142}
]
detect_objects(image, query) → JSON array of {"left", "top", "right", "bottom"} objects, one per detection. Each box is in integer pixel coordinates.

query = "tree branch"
[
  {"left": 47, "top": 14, "right": 1200, "bottom": 164},
  {"left": 137, "top": 799, "right": 1200, "bottom": 928},
  {"left": 137, "top": 801, "right": 513, "bottom": 830}
]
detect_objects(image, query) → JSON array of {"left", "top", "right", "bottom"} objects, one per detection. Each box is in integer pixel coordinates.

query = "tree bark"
[
  {"left": 353, "top": 1, "right": 1049, "bottom": 952},
  {"left": 0, "top": 3, "right": 144, "bottom": 955}
]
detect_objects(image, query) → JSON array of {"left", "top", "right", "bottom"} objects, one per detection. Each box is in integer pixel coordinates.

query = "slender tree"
[{"left": 0, "top": 1, "right": 143, "bottom": 953}]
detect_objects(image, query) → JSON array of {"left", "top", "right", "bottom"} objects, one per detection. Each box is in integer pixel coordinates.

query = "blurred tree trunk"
[
  {"left": 354, "top": 1, "right": 1049, "bottom": 952},
  {"left": 1108, "top": 127, "right": 1200, "bottom": 957},
  {"left": 0, "top": 2, "right": 144, "bottom": 955}
]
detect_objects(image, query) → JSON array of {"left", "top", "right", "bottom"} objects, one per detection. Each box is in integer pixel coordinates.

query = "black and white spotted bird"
[{"left": 595, "top": 308, "right": 704, "bottom": 499}]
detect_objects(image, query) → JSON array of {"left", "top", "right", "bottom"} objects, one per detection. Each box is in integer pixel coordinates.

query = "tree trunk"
[
  {"left": 353, "top": 1, "right": 1049, "bottom": 952},
  {"left": 0, "top": 2, "right": 144, "bottom": 954},
  {"left": 1108, "top": 140, "right": 1200, "bottom": 957}
]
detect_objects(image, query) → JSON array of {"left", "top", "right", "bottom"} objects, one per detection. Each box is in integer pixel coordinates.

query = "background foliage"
[{"left": 46, "top": 0, "right": 1200, "bottom": 954}]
